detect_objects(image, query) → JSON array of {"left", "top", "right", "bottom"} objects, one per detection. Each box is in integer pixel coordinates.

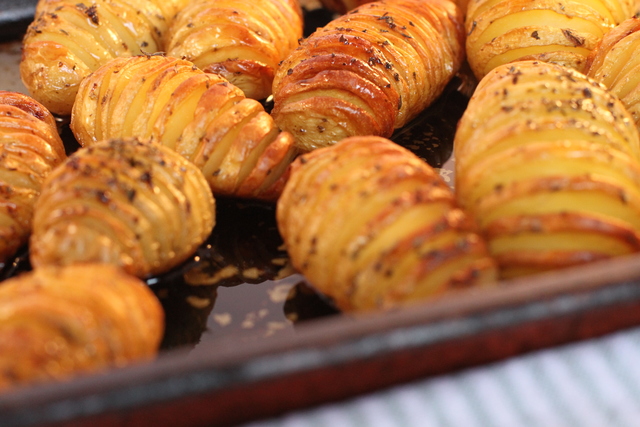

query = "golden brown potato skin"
[
  {"left": 30, "top": 137, "right": 215, "bottom": 278},
  {"left": 455, "top": 60, "right": 640, "bottom": 279},
  {"left": 465, "top": 0, "right": 639, "bottom": 80},
  {"left": 165, "top": 0, "right": 303, "bottom": 100},
  {"left": 585, "top": 18, "right": 640, "bottom": 132},
  {"left": 20, "top": 0, "right": 186, "bottom": 116},
  {"left": 0, "top": 91, "right": 66, "bottom": 264},
  {"left": 277, "top": 136, "right": 498, "bottom": 312},
  {"left": 271, "top": 0, "right": 465, "bottom": 152},
  {"left": 0, "top": 264, "right": 164, "bottom": 392},
  {"left": 71, "top": 55, "right": 298, "bottom": 201}
]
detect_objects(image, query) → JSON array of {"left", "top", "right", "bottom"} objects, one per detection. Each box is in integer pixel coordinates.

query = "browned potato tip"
[
  {"left": 585, "top": 18, "right": 640, "bottom": 132},
  {"left": 277, "top": 136, "right": 498, "bottom": 312},
  {"left": 271, "top": 0, "right": 465, "bottom": 152},
  {"left": 455, "top": 60, "right": 640, "bottom": 279},
  {"left": 165, "top": 0, "right": 304, "bottom": 100},
  {"left": 30, "top": 137, "right": 216, "bottom": 278},
  {"left": 20, "top": 0, "right": 187, "bottom": 116},
  {"left": 465, "top": 0, "right": 639, "bottom": 81},
  {"left": 0, "top": 91, "right": 66, "bottom": 264},
  {"left": 0, "top": 263, "right": 164, "bottom": 392},
  {"left": 71, "top": 55, "right": 298, "bottom": 201}
]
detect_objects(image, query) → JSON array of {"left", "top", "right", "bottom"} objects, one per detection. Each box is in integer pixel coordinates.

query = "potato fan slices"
[
  {"left": 20, "top": 0, "right": 187, "bottom": 116},
  {"left": 71, "top": 55, "right": 298, "bottom": 201},
  {"left": 166, "top": 0, "right": 303, "bottom": 100},
  {"left": 277, "top": 136, "right": 498, "bottom": 312},
  {"left": 464, "top": 0, "right": 639, "bottom": 80},
  {"left": 0, "top": 91, "right": 66, "bottom": 264},
  {"left": 0, "top": 264, "right": 164, "bottom": 391},
  {"left": 30, "top": 137, "right": 216, "bottom": 278},
  {"left": 271, "top": 0, "right": 465, "bottom": 152},
  {"left": 455, "top": 60, "right": 640, "bottom": 279}
]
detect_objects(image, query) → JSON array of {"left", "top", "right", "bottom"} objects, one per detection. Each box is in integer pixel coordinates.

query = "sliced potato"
[
  {"left": 71, "top": 55, "right": 298, "bottom": 201},
  {"left": 166, "top": 0, "right": 303, "bottom": 100},
  {"left": 271, "top": 0, "right": 465, "bottom": 152},
  {"left": 277, "top": 135, "right": 498, "bottom": 312},
  {"left": 455, "top": 60, "right": 640, "bottom": 278},
  {"left": 20, "top": 0, "right": 186, "bottom": 116},
  {"left": 465, "top": 0, "right": 638, "bottom": 80},
  {"left": 0, "top": 91, "right": 66, "bottom": 263},
  {"left": 30, "top": 137, "right": 215, "bottom": 278},
  {"left": 0, "top": 263, "right": 164, "bottom": 392}
]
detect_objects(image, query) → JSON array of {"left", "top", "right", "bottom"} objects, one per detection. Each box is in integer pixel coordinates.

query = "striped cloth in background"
[{"left": 241, "top": 326, "right": 640, "bottom": 427}]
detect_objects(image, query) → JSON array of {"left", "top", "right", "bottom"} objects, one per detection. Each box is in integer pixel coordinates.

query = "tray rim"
[{"left": 4, "top": 252, "right": 640, "bottom": 427}]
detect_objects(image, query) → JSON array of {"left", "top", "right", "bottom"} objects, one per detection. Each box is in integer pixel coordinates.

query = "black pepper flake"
[{"left": 531, "top": 31, "right": 540, "bottom": 39}]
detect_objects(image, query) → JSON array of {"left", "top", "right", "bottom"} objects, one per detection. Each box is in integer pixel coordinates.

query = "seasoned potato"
[
  {"left": 455, "top": 60, "right": 640, "bottom": 278},
  {"left": 30, "top": 137, "right": 215, "bottom": 278},
  {"left": 20, "top": 0, "right": 187, "bottom": 116},
  {"left": 0, "top": 264, "right": 164, "bottom": 392},
  {"left": 165, "top": 0, "right": 303, "bottom": 100},
  {"left": 271, "top": 0, "right": 465, "bottom": 152},
  {"left": 0, "top": 91, "right": 66, "bottom": 263},
  {"left": 465, "top": 0, "right": 639, "bottom": 80},
  {"left": 585, "top": 18, "right": 640, "bottom": 131},
  {"left": 277, "top": 136, "right": 498, "bottom": 312},
  {"left": 71, "top": 55, "right": 297, "bottom": 201}
]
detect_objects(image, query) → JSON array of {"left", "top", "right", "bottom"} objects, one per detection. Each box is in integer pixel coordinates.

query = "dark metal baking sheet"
[{"left": 0, "top": 0, "right": 36, "bottom": 41}]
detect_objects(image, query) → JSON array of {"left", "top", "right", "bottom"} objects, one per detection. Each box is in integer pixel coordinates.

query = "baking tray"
[{"left": 5, "top": 3, "right": 640, "bottom": 427}]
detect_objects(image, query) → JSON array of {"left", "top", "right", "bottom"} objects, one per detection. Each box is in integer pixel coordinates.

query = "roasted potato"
[
  {"left": 20, "top": 0, "right": 188, "bottom": 116},
  {"left": 71, "top": 55, "right": 297, "bottom": 201},
  {"left": 0, "top": 91, "right": 66, "bottom": 264},
  {"left": 30, "top": 137, "right": 215, "bottom": 278},
  {"left": 455, "top": 60, "right": 640, "bottom": 279},
  {"left": 585, "top": 18, "right": 640, "bottom": 131},
  {"left": 0, "top": 263, "right": 164, "bottom": 392},
  {"left": 277, "top": 135, "right": 498, "bottom": 312},
  {"left": 165, "top": 0, "right": 303, "bottom": 100},
  {"left": 271, "top": 0, "right": 465, "bottom": 152},
  {"left": 465, "top": 0, "right": 639, "bottom": 80}
]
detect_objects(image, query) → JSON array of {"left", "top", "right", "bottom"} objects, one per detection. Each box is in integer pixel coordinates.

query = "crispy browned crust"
[
  {"left": 585, "top": 17, "right": 640, "bottom": 132},
  {"left": 30, "top": 137, "right": 215, "bottom": 278},
  {"left": 271, "top": 0, "right": 465, "bottom": 152},
  {"left": 0, "top": 263, "right": 164, "bottom": 392},
  {"left": 20, "top": 0, "right": 185, "bottom": 116},
  {"left": 277, "top": 135, "right": 498, "bottom": 312},
  {"left": 166, "top": 0, "right": 303, "bottom": 100},
  {"left": 465, "top": 0, "right": 639, "bottom": 80},
  {"left": 0, "top": 91, "right": 66, "bottom": 263},
  {"left": 455, "top": 60, "right": 640, "bottom": 279},
  {"left": 70, "top": 55, "right": 298, "bottom": 201}
]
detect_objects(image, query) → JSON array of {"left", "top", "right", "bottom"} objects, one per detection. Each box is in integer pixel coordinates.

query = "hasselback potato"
[
  {"left": 30, "top": 137, "right": 215, "bottom": 278},
  {"left": 0, "top": 91, "right": 66, "bottom": 264},
  {"left": 277, "top": 135, "right": 498, "bottom": 312},
  {"left": 271, "top": 0, "right": 465, "bottom": 152},
  {"left": 455, "top": 60, "right": 640, "bottom": 279},
  {"left": 0, "top": 264, "right": 164, "bottom": 391},
  {"left": 585, "top": 18, "right": 640, "bottom": 131},
  {"left": 165, "top": 0, "right": 303, "bottom": 100},
  {"left": 20, "top": 0, "right": 187, "bottom": 116},
  {"left": 71, "top": 55, "right": 297, "bottom": 200},
  {"left": 464, "top": 0, "right": 639, "bottom": 80}
]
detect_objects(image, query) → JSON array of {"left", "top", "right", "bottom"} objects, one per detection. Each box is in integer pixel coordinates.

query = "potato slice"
[
  {"left": 165, "top": 0, "right": 303, "bottom": 100},
  {"left": 0, "top": 92, "right": 66, "bottom": 263},
  {"left": 0, "top": 263, "right": 164, "bottom": 392},
  {"left": 277, "top": 135, "right": 497, "bottom": 312},
  {"left": 71, "top": 55, "right": 298, "bottom": 201},
  {"left": 20, "top": 0, "right": 187, "bottom": 116},
  {"left": 271, "top": 0, "right": 465, "bottom": 152},
  {"left": 455, "top": 60, "right": 640, "bottom": 279},
  {"left": 30, "top": 137, "right": 215, "bottom": 278},
  {"left": 465, "top": 0, "right": 638, "bottom": 80}
]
